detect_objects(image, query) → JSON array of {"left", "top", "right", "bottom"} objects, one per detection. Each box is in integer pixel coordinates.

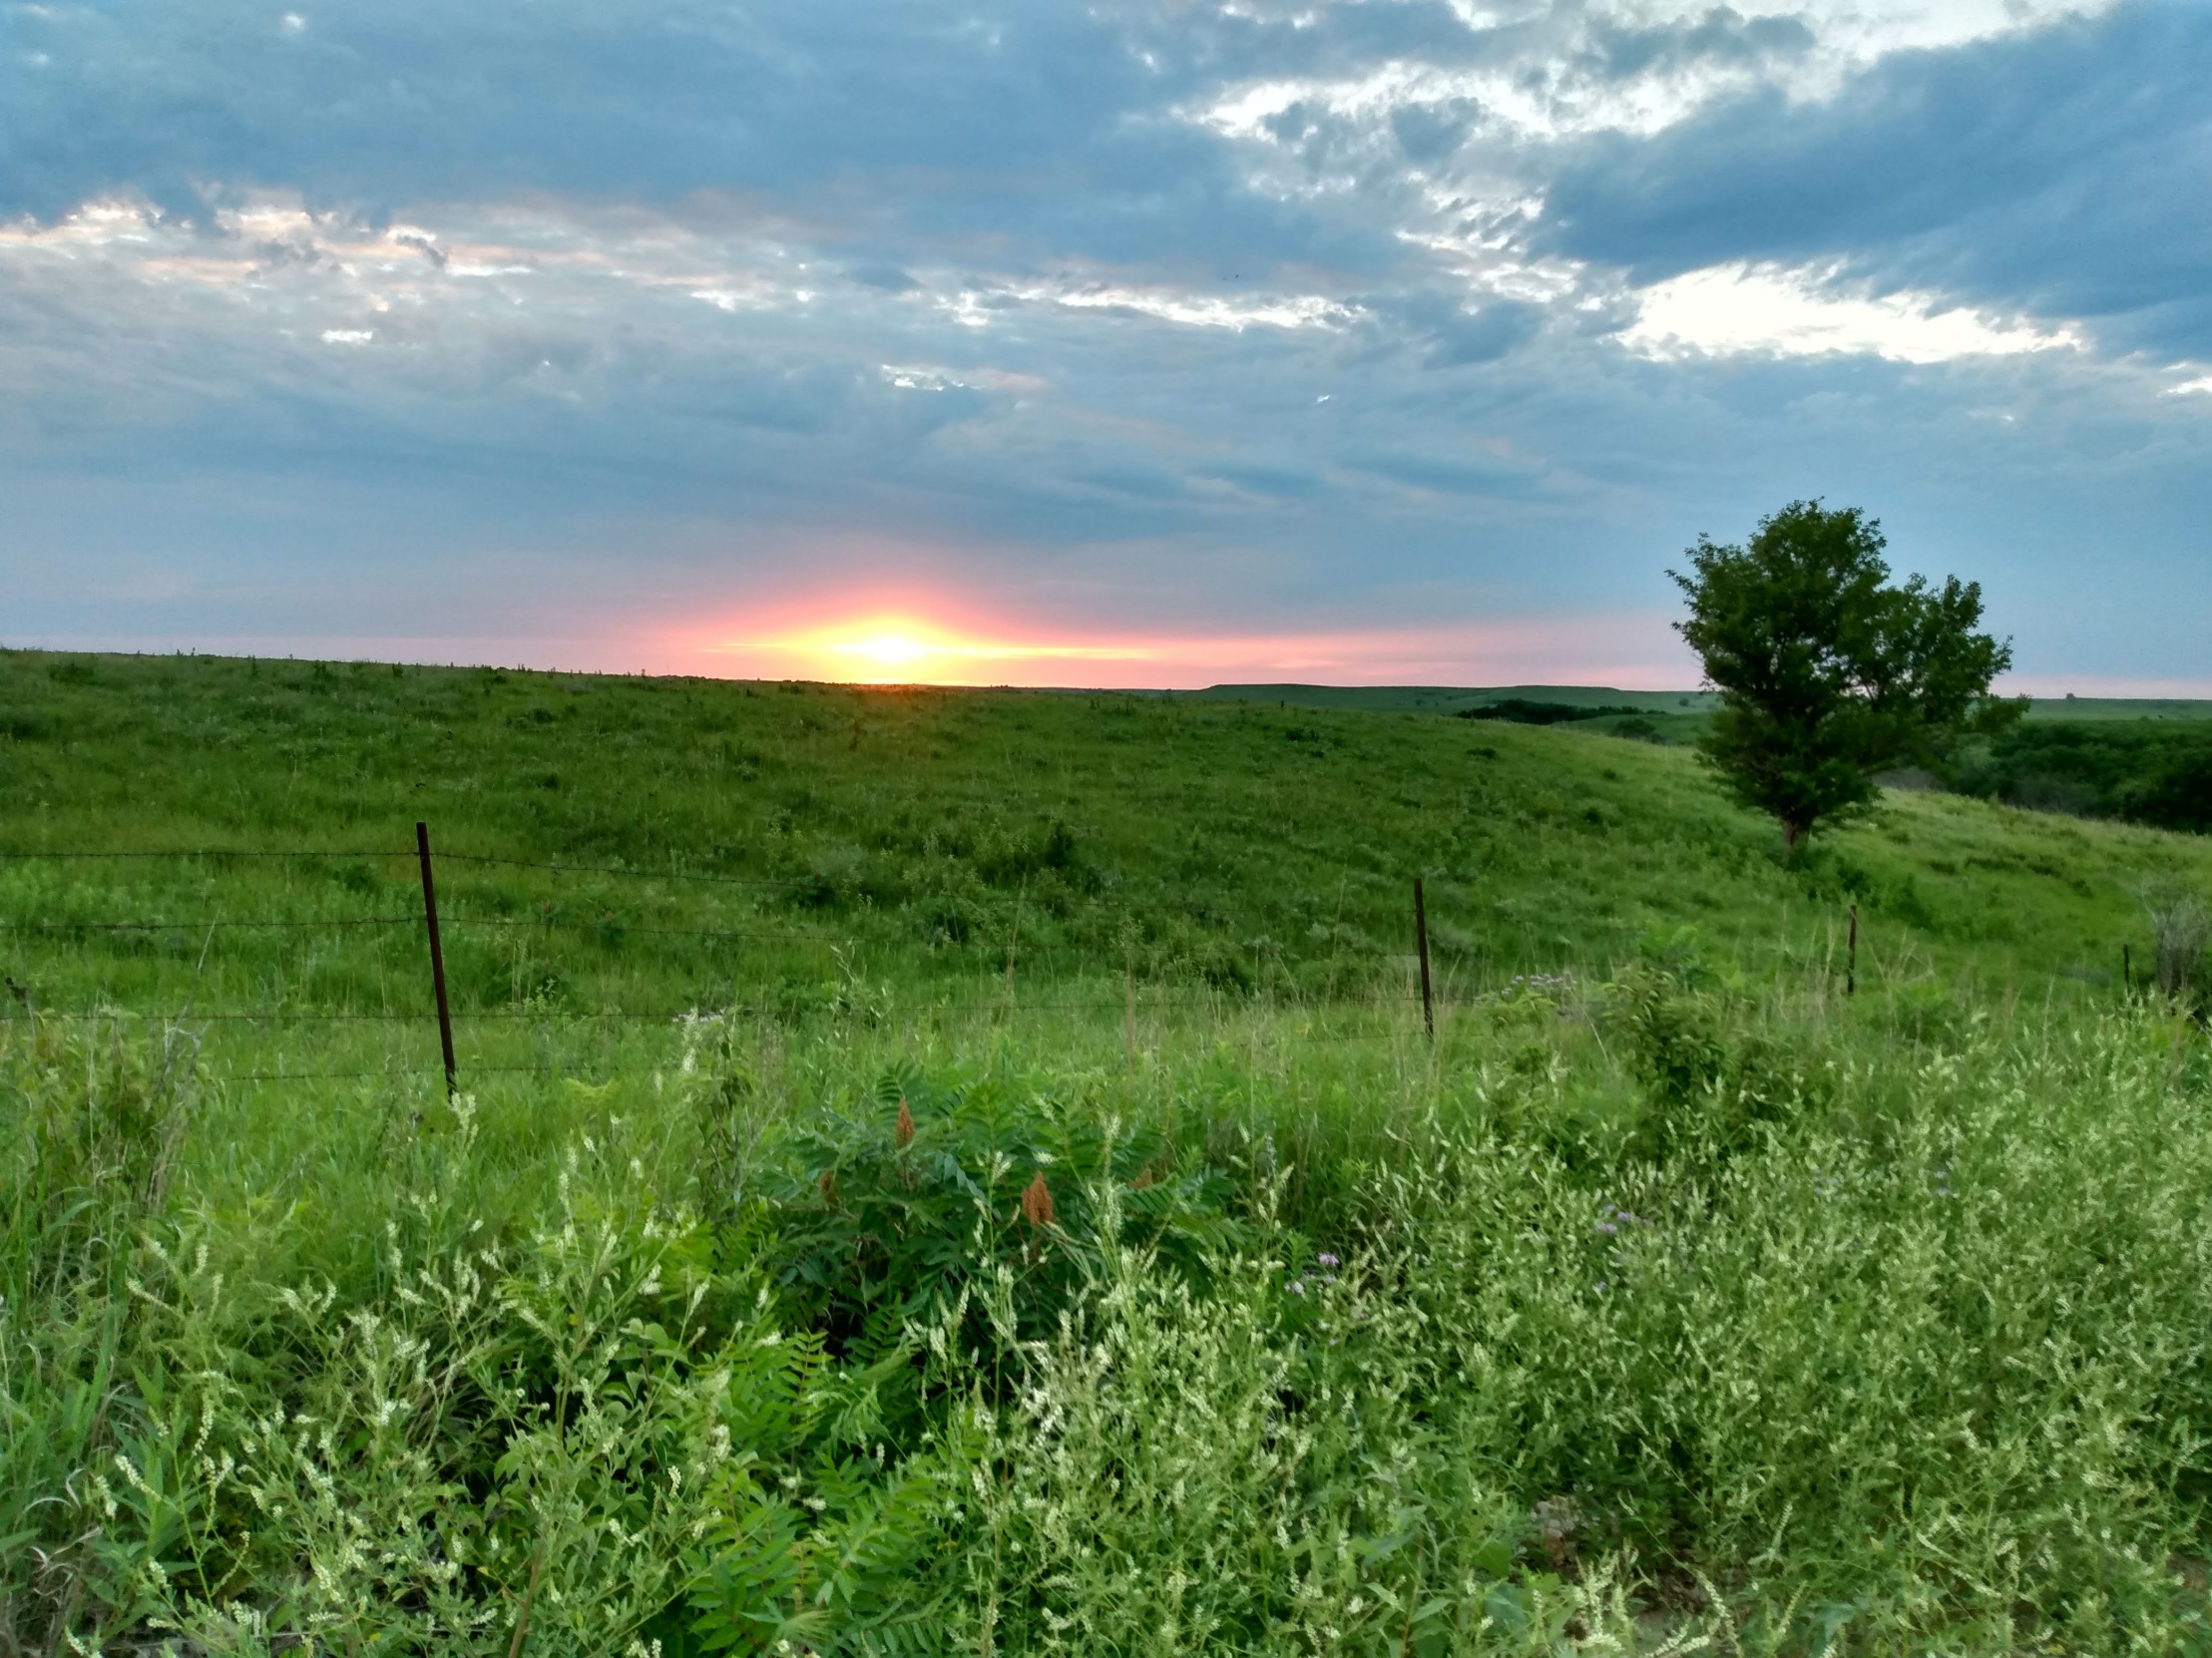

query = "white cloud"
[
  {"left": 1026, "top": 281, "right": 1355, "bottom": 331},
  {"left": 1187, "top": 0, "right": 2132, "bottom": 313},
  {"left": 1204, "top": 0, "right": 2125, "bottom": 153},
  {"left": 690, "top": 287, "right": 771, "bottom": 312},
  {"left": 1619, "top": 262, "right": 2084, "bottom": 365},
  {"left": 1739, "top": 0, "right": 2123, "bottom": 66},
  {"left": 1198, "top": 53, "right": 1768, "bottom": 153},
  {"left": 881, "top": 364, "right": 969, "bottom": 390}
]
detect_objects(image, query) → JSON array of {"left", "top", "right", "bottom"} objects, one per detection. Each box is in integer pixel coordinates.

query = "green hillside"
[
  {"left": 1195, "top": 681, "right": 2212, "bottom": 723},
  {"left": 1196, "top": 682, "right": 2212, "bottom": 829},
  {"left": 6, "top": 647, "right": 2212, "bottom": 1654},
  {"left": 3, "top": 650, "right": 2201, "bottom": 1030},
  {"left": 1190, "top": 681, "right": 1722, "bottom": 717}
]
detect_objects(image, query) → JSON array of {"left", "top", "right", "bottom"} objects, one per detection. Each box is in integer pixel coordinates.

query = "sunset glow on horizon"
[
  {"left": 716, "top": 618, "right": 1164, "bottom": 685},
  {"left": 681, "top": 609, "right": 1710, "bottom": 690}
]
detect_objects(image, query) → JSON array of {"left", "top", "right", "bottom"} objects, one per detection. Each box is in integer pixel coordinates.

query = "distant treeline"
[
  {"left": 1457, "top": 698, "right": 1652, "bottom": 726},
  {"left": 1945, "top": 722, "right": 2212, "bottom": 834}
]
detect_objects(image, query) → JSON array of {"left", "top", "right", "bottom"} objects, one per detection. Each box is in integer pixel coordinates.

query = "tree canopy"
[{"left": 1671, "top": 501, "right": 2023, "bottom": 847}]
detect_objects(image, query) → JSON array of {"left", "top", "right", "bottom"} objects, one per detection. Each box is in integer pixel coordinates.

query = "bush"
[
  {"left": 1611, "top": 965, "right": 1821, "bottom": 1161},
  {"left": 756, "top": 1070, "right": 1240, "bottom": 1388}
]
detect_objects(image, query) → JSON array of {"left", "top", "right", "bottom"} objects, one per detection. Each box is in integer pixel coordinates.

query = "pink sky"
[{"left": 19, "top": 612, "right": 2212, "bottom": 698}]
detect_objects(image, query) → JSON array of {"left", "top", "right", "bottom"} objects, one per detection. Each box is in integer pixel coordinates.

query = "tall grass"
[{"left": 7, "top": 975, "right": 2211, "bottom": 1653}]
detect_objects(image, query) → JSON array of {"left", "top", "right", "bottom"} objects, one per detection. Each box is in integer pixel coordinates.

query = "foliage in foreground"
[{"left": 8, "top": 974, "right": 2212, "bottom": 1655}]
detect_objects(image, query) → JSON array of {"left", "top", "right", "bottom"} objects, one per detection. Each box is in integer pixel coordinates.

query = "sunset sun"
[
  {"left": 719, "top": 616, "right": 1161, "bottom": 684},
  {"left": 836, "top": 631, "right": 940, "bottom": 670}
]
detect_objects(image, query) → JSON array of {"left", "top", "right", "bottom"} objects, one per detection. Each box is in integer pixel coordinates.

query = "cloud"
[
  {"left": 1391, "top": 292, "right": 1545, "bottom": 364},
  {"left": 1540, "top": 0, "right": 2212, "bottom": 357},
  {"left": 1620, "top": 263, "right": 2084, "bottom": 364}
]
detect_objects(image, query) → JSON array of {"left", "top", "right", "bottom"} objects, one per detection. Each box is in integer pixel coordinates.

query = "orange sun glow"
[{"left": 718, "top": 618, "right": 1159, "bottom": 684}]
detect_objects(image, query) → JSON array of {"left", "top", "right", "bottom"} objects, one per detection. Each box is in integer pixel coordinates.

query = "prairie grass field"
[{"left": 5, "top": 647, "right": 2212, "bottom": 1655}]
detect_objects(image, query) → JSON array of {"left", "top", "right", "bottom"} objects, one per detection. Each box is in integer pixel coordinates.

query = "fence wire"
[
  {"left": 1, "top": 845, "right": 804, "bottom": 887},
  {"left": 1, "top": 834, "right": 1492, "bottom": 1082}
]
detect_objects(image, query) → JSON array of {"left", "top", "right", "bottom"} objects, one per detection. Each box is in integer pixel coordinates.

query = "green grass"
[{"left": 5, "top": 646, "right": 2212, "bottom": 1655}]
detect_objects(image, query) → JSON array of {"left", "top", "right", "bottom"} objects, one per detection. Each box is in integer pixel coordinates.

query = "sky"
[{"left": 2, "top": 0, "right": 2207, "bottom": 690}]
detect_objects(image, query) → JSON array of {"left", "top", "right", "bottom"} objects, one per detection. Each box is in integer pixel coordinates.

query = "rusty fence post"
[
  {"left": 416, "top": 821, "right": 458, "bottom": 1097},
  {"left": 1414, "top": 877, "right": 1435, "bottom": 1039}
]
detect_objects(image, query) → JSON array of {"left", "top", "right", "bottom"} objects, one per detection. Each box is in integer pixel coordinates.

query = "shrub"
[
  {"left": 757, "top": 1072, "right": 1240, "bottom": 1383},
  {"left": 1613, "top": 965, "right": 1821, "bottom": 1161},
  {"left": 756, "top": 1069, "right": 1247, "bottom": 1370}
]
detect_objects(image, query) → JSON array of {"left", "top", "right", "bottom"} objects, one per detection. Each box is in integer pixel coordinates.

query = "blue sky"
[{"left": 3, "top": 0, "right": 2207, "bottom": 688}]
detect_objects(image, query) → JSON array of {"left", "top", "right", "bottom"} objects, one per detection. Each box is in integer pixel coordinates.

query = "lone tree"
[{"left": 1671, "top": 501, "right": 2023, "bottom": 848}]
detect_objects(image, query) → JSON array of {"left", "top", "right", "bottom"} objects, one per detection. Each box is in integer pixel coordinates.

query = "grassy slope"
[
  {"left": 3, "top": 648, "right": 2206, "bottom": 1030},
  {"left": 1198, "top": 689, "right": 2212, "bottom": 789}
]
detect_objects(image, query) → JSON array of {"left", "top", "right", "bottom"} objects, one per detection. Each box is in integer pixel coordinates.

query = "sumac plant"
[{"left": 755, "top": 1069, "right": 1241, "bottom": 1391}]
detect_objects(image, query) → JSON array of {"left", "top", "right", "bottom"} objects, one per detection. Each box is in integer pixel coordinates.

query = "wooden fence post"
[{"left": 1847, "top": 904, "right": 1858, "bottom": 999}]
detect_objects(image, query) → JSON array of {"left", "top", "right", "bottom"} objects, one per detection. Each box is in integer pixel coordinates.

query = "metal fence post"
[
  {"left": 416, "top": 821, "right": 458, "bottom": 1096},
  {"left": 1415, "top": 877, "right": 1435, "bottom": 1039}
]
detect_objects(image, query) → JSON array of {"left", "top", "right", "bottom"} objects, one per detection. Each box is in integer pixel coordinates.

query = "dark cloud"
[
  {"left": 1541, "top": 0, "right": 2212, "bottom": 356},
  {"left": 1390, "top": 99, "right": 1480, "bottom": 165},
  {"left": 1393, "top": 295, "right": 1546, "bottom": 366},
  {"left": 847, "top": 263, "right": 920, "bottom": 292},
  {"left": 1582, "top": 6, "right": 1815, "bottom": 80},
  {"left": 0, "top": 0, "right": 1391, "bottom": 281},
  {"left": 1193, "top": 460, "right": 1332, "bottom": 500}
]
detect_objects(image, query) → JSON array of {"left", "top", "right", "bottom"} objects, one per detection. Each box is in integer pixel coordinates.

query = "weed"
[{"left": 2146, "top": 884, "right": 2210, "bottom": 1005}]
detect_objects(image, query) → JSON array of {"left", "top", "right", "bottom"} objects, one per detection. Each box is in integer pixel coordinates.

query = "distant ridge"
[
  {"left": 1186, "top": 683, "right": 1717, "bottom": 715},
  {"left": 1187, "top": 683, "right": 2212, "bottom": 722}
]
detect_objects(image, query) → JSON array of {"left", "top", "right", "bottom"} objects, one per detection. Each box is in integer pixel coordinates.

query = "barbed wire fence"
[{"left": 0, "top": 824, "right": 1492, "bottom": 1090}]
